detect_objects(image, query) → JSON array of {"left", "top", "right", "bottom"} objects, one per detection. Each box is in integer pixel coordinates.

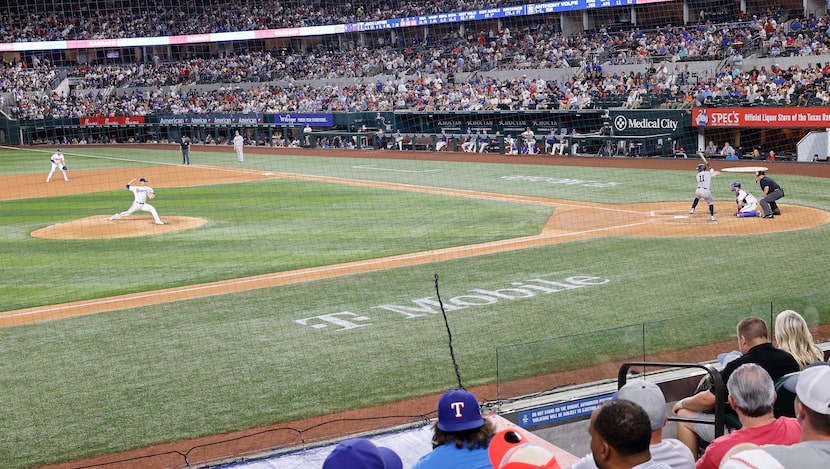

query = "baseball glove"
[{"left": 62, "top": 166, "right": 67, "bottom": 171}]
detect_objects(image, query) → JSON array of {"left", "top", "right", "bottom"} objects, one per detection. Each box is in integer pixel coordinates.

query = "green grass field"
[{"left": 2, "top": 146, "right": 829, "bottom": 468}]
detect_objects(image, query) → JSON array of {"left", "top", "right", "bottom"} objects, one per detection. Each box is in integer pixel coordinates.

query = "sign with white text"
[{"left": 692, "top": 107, "right": 830, "bottom": 128}]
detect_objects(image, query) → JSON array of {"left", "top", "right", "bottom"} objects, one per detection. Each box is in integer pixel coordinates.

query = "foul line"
[{"left": 1, "top": 219, "right": 649, "bottom": 322}]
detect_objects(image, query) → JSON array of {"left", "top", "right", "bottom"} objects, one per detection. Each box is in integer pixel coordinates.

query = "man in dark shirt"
[
  {"left": 756, "top": 170, "right": 784, "bottom": 218},
  {"left": 671, "top": 317, "right": 799, "bottom": 456}
]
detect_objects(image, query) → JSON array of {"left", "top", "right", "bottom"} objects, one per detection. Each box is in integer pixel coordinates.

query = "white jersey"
[
  {"left": 50, "top": 152, "right": 65, "bottom": 164},
  {"left": 233, "top": 135, "right": 244, "bottom": 149},
  {"left": 735, "top": 188, "right": 757, "bottom": 207},
  {"left": 129, "top": 184, "right": 155, "bottom": 204}
]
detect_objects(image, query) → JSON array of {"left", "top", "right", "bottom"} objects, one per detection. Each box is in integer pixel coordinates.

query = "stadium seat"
[{"left": 773, "top": 371, "right": 799, "bottom": 418}]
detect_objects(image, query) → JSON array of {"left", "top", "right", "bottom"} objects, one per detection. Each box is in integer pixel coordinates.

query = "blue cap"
[
  {"left": 139, "top": 178, "right": 147, "bottom": 182},
  {"left": 731, "top": 181, "right": 741, "bottom": 189},
  {"left": 437, "top": 389, "right": 484, "bottom": 432},
  {"left": 322, "top": 438, "right": 402, "bottom": 469}
]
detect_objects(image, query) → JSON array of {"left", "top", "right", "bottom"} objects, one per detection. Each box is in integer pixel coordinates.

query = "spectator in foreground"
[
  {"left": 722, "top": 362, "right": 830, "bottom": 468},
  {"left": 572, "top": 380, "right": 693, "bottom": 469},
  {"left": 322, "top": 438, "right": 402, "bottom": 469},
  {"left": 412, "top": 388, "right": 496, "bottom": 469},
  {"left": 774, "top": 310, "right": 824, "bottom": 369},
  {"left": 488, "top": 428, "right": 562, "bottom": 468},
  {"left": 672, "top": 317, "right": 799, "bottom": 456},
  {"left": 588, "top": 399, "right": 672, "bottom": 469},
  {"left": 694, "top": 363, "right": 801, "bottom": 469}
]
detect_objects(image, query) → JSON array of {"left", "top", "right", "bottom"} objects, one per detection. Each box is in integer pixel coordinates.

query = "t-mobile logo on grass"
[
  {"left": 295, "top": 275, "right": 610, "bottom": 331},
  {"left": 501, "top": 175, "right": 619, "bottom": 188}
]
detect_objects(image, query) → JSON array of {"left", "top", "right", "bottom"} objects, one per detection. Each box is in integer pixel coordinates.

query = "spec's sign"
[{"left": 692, "top": 107, "right": 830, "bottom": 127}]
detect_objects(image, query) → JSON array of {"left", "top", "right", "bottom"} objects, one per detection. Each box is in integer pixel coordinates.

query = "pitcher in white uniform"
[{"left": 109, "top": 177, "right": 164, "bottom": 225}]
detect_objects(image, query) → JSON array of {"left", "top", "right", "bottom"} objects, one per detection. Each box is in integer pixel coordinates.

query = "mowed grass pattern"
[{"left": 1, "top": 147, "right": 830, "bottom": 468}]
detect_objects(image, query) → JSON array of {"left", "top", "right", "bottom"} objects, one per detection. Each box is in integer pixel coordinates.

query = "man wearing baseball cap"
[
  {"left": 571, "top": 381, "right": 694, "bottom": 469},
  {"left": 588, "top": 399, "right": 673, "bottom": 469},
  {"left": 751, "top": 362, "right": 830, "bottom": 467},
  {"left": 755, "top": 171, "right": 784, "bottom": 219},
  {"left": 412, "top": 388, "right": 496, "bottom": 469}
]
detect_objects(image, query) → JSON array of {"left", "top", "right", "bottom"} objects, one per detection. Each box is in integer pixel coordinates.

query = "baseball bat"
[{"left": 698, "top": 152, "right": 708, "bottom": 166}]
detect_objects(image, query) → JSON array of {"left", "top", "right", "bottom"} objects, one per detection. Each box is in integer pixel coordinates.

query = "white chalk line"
[
  {"left": 352, "top": 164, "right": 444, "bottom": 173},
  {"left": 1, "top": 219, "right": 650, "bottom": 321}
]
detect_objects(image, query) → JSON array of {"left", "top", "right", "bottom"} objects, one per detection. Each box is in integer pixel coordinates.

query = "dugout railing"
[{"left": 618, "top": 361, "right": 727, "bottom": 439}]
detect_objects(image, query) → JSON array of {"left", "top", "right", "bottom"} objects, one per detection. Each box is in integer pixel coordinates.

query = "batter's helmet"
[
  {"left": 731, "top": 181, "right": 741, "bottom": 190},
  {"left": 697, "top": 164, "right": 707, "bottom": 172}
]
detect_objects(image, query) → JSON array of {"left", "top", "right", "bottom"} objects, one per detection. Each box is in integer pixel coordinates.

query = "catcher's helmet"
[
  {"left": 731, "top": 181, "right": 741, "bottom": 190},
  {"left": 697, "top": 163, "right": 707, "bottom": 172}
]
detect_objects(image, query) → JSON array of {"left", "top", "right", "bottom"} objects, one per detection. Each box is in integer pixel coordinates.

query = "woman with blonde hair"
[{"left": 774, "top": 310, "right": 823, "bottom": 369}]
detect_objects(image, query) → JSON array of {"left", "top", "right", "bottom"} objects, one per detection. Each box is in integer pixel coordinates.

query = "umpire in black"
[{"left": 756, "top": 170, "right": 784, "bottom": 218}]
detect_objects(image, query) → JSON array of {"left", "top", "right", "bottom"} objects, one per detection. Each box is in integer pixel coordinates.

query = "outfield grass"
[{"left": 2, "top": 147, "right": 829, "bottom": 468}]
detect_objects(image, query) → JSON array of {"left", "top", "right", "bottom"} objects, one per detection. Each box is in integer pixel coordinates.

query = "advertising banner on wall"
[
  {"left": 80, "top": 116, "right": 146, "bottom": 126},
  {"left": 608, "top": 110, "right": 689, "bottom": 136},
  {"left": 272, "top": 113, "right": 334, "bottom": 127},
  {"left": 692, "top": 107, "right": 830, "bottom": 128},
  {"left": 157, "top": 114, "right": 264, "bottom": 125}
]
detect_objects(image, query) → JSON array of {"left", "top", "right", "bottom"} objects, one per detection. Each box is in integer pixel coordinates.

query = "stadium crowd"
[
  {"left": 0, "top": 0, "right": 532, "bottom": 42},
  {"left": 3, "top": 4, "right": 830, "bottom": 121}
]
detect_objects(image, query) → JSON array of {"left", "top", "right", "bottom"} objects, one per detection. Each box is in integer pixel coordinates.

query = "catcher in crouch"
[
  {"left": 731, "top": 181, "right": 759, "bottom": 217},
  {"left": 109, "top": 177, "right": 164, "bottom": 225}
]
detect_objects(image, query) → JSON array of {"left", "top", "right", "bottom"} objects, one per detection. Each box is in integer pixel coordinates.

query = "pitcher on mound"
[{"left": 109, "top": 177, "right": 164, "bottom": 225}]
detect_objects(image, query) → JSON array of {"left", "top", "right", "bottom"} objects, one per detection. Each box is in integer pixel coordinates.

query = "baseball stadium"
[{"left": 2, "top": 1, "right": 830, "bottom": 469}]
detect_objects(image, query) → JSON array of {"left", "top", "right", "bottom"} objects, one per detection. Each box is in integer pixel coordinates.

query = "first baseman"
[
  {"left": 731, "top": 182, "right": 759, "bottom": 217},
  {"left": 46, "top": 148, "right": 68, "bottom": 182},
  {"left": 756, "top": 170, "right": 784, "bottom": 218},
  {"left": 689, "top": 163, "right": 719, "bottom": 221},
  {"left": 109, "top": 177, "right": 164, "bottom": 225},
  {"left": 233, "top": 130, "right": 244, "bottom": 163}
]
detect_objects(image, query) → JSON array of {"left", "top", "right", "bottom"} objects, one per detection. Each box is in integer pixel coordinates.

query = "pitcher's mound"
[{"left": 32, "top": 216, "right": 208, "bottom": 239}]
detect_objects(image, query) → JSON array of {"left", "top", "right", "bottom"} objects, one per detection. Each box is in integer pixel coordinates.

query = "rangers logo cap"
[
  {"left": 436, "top": 388, "right": 484, "bottom": 432},
  {"left": 139, "top": 177, "right": 147, "bottom": 182}
]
